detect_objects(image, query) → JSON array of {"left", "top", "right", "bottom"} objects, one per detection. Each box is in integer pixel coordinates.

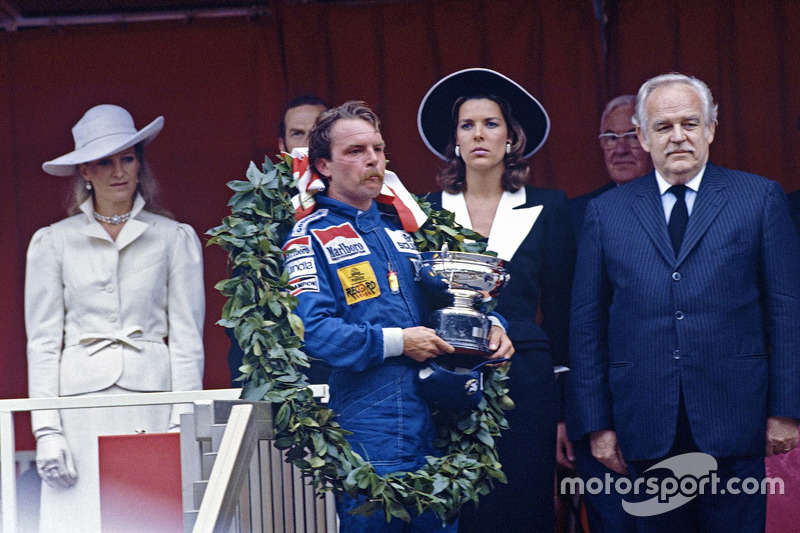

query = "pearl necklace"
[{"left": 93, "top": 211, "right": 131, "bottom": 225}]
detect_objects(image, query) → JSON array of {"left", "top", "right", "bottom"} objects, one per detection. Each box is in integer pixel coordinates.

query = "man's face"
[
  {"left": 279, "top": 104, "right": 326, "bottom": 153},
  {"left": 637, "top": 83, "right": 715, "bottom": 185},
  {"left": 315, "top": 118, "right": 386, "bottom": 211},
  {"left": 600, "top": 105, "right": 653, "bottom": 185}
]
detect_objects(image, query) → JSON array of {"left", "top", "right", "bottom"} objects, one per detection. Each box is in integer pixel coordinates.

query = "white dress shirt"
[{"left": 655, "top": 165, "right": 706, "bottom": 222}]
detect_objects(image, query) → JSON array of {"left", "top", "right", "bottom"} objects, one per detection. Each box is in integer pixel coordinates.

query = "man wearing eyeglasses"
[
  {"left": 569, "top": 95, "right": 653, "bottom": 235},
  {"left": 560, "top": 95, "right": 652, "bottom": 533}
]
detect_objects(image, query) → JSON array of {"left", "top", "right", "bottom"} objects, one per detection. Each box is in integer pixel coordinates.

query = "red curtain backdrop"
[{"left": 1, "top": 0, "right": 798, "bottom": 449}]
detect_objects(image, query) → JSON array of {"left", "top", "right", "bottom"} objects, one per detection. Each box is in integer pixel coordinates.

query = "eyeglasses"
[{"left": 598, "top": 131, "right": 641, "bottom": 149}]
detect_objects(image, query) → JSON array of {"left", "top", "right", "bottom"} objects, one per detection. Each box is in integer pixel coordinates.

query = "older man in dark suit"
[{"left": 567, "top": 73, "right": 800, "bottom": 532}]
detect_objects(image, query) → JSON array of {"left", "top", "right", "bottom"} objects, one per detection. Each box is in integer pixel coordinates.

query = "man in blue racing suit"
[{"left": 283, "top": 101, "right": 513, "bottom": 532}]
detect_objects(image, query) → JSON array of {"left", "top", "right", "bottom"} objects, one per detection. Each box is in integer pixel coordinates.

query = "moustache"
[
  {"left": 360, "top": 169, "right": 385, "bottom": 183},
  {"left": 665, "top": 145, "right": 695, "bottom": 156}
]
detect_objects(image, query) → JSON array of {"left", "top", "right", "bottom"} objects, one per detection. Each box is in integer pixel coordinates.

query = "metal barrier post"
[{"left": 1, "top": 409, "right": 19, "bottom": 533}]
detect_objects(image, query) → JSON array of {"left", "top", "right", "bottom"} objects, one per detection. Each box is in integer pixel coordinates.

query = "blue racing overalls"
[{"left": 283, "top": 194, "right": 455, "bottom": 532}]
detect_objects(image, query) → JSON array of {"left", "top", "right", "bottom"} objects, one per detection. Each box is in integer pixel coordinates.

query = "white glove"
[{"left": 36, "top": 433, "right": 78, "bottom": 488}]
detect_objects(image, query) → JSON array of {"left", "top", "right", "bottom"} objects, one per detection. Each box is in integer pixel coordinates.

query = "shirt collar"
[
  {"left": 315, "top": 194, "right": 382, "bottom": 226},
  {"left": 655, "top": 165, "right": 706, "bottom": 196}
]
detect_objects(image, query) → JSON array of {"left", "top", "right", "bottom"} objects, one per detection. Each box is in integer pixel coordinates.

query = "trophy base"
[{"left": 430, "top": 307, "right": 491, "bottom": 354}]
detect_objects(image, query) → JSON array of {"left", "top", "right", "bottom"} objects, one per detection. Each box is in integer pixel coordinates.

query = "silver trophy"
[{"left": 420, "top": 245, "right": 510, "bottom": 354}]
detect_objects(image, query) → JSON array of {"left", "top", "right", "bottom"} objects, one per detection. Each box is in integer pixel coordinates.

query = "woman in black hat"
[{"left": 419, "top": 69, "right": 575, "bottom": 533}]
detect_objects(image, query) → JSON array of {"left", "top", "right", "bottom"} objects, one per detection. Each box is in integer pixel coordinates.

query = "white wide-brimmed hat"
[{"left": 42, "top": 104, "right": 164, "bottom": 177}]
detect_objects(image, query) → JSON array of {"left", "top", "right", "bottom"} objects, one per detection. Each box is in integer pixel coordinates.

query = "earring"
[
  {"left": 505, "top": 141, "right": 511, "bottom": 155},
  {"left": 455, "top": 145, "right": 461, "bottom": 158},
  {"left": 85, "top": 181, "right": 93, "bottom": 191}
]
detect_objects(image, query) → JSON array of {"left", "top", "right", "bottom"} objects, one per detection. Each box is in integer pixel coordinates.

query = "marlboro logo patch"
[
  {"left": 337, "top": 261, "right": 380, "bottom": 305},
  {"left": 311, "top": 222, "right": 371, "bottom": 264},
  {"left": 282, "top": 235, "right": 313, "bottom": 262}
]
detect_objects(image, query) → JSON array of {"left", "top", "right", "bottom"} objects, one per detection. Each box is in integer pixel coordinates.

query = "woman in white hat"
[
  {"left": 418, "top": 69, "right": 576, "bottom": 533},
  {"left": 26, "top": 104, "right": 205, "bottom": 532}
]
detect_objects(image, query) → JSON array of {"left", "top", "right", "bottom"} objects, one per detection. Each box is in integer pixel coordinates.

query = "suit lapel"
[
  {"left": 631, "top": 174, "right": 675, "bottom": 265},
  {"left": 676, "top": 164, "right": 727, "bottom": 265},
  {"left": 79, "top": 221, "right": 114, "bottom": 243},
  {"left": 441, "top": 189, "right": 541, "bottom": 261},
  {"left": 441, "top": 191, "right": 470, "bottom": 228},
  {"left": 115, "top": 219, "right": 149, "bottom": 251},
  {"left": 487, "top": 189, "right": 541, "bottom": 261}
]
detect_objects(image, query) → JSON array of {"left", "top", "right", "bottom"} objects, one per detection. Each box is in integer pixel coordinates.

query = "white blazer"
[{"left": 25, "top": 194, "right": 205, "bottom": 437}]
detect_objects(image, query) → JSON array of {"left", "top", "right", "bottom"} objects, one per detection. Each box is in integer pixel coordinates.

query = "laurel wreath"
[{"left": 207, "top": 154, "right": 513, "bottom": 523}]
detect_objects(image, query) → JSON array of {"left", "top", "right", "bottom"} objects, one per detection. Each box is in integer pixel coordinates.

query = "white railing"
[
  {"left": 0, "top": 389, "right": 242, "bottom": 533},
  {"left": 192, "top": 403, "right": 256, "bottom": 532},
  {"left": 184, "top": 387, "right": 335, "bottom": 533}
]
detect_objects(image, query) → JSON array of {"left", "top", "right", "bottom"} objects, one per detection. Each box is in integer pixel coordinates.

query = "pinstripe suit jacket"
[{"left": 567, "top": 163, "right": 800, "bottom": 461}]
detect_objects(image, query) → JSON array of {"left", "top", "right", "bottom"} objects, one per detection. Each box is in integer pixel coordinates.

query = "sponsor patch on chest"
[
  {"left": 311, "top": 222, "right": 371, "bottom": 264},
  {"left": 289, "top": 209, "right": 328, "bottom": 238},
  {"left": 282, "top": 236, "right": 317, "bottom": 277},
  {"left": 289, "top": 276, "right": 319, "bottom": 296},
  {"left": 337, "top": 261, "right": 381, "bottom": 305},
  {"left": 384, "top": 228, "right": 418, "bottom": 254},
  {"left": 283, "top": 235, "right": 313, "bottom": 261}
]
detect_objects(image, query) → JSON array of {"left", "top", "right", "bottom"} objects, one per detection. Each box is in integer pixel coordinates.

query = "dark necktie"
[{"left": 668, "top": 184, "right": 689, "bottom": 255}]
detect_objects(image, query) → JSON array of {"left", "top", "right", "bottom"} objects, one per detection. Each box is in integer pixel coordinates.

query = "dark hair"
[
  {"left": 68, "top": 143, "right": 171, "bottom": 217},
  {"left": 437, "top": 94, "right": 529, "bottom": 193},
  {"left": 277, "top": 94, "right": 329, "bottom": 141},
  {"left": 307, "top": 101, "right": 381, "bottom": 173}
]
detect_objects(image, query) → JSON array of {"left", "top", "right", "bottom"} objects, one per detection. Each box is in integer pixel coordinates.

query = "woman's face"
[
  {"left": 79, "top": 147, "right": 140, "bottom": 210},
  {"left": 455, "top": 98, "right": 511, "bottom": 174}
]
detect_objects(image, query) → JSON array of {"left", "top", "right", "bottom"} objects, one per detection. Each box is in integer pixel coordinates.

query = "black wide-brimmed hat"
[{"left": 417, "top": 68, "right": 550, "bottom": 160}]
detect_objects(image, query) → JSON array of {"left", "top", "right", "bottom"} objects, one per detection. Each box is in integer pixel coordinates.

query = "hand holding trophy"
[{"left": 420, "top": 244, "right": 510, "bottom": 355}]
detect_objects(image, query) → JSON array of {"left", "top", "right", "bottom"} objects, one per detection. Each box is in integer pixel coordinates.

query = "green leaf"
[
  {"left": 273, "top": 436, "right": 294, "bottom": 449},
  {"left": 387, "top": 499, "right": 411, "bottom": 521},
  {"left": 308, "top": 456, "right": 326, "bottom": 468},
  {"left": 274, "top": 402, "right": 290, "bottom": 429},
  {"left": 227, "top": 179, "right": 255, "bottom": 193},
  {"left": 242, "top": 381, "right": 269, "bottom": 401},
  {"left": 432, "top": 474, "right": 449, "bottom": 495},
  {"left": 287, "top": 313, "right": 305, "bottom": 340},
  {"left": 267, "top": 298, "right": 283, "bottom": 317}
]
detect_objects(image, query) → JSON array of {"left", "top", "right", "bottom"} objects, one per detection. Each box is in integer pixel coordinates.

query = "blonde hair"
[{"left": 67, "top": 144, "right": 171, "bottom": 217}]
